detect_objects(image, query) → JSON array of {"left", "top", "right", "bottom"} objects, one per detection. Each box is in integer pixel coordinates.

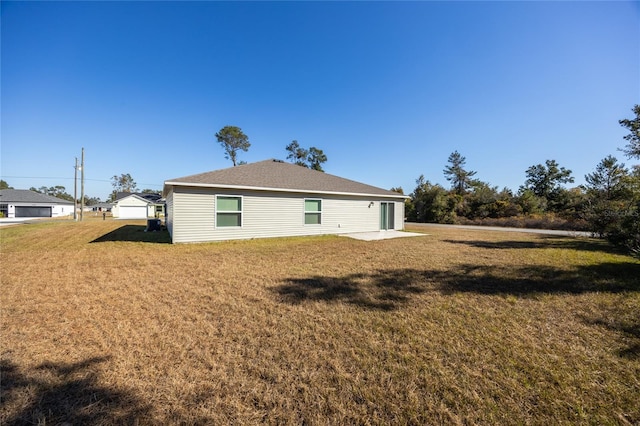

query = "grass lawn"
[{"left": 1, "top": 219, "right": 639, "bottom": 425}]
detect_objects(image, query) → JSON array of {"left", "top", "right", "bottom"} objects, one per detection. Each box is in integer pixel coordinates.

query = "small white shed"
[
  {"left": 111, "top": 194, "right": 154, "bottom": 219},
  {"left": 163, "top": 159, "right": 408, "bottom": 244}
]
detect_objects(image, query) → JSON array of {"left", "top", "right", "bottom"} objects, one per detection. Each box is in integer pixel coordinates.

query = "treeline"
[
  {"left": 400, "top": 105, "right": 640, "bottom": 256},
  {"left": 28, "top": 185, "right": 100, "bottom": 206}
]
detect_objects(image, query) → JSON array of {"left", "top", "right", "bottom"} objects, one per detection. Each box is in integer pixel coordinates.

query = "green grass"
[{"left": 1, "top": 220, "right": 639, "bottom": 425}]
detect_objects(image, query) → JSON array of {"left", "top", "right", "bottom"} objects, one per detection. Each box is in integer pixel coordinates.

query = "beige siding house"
[{"left": 163, "top": 159, "right": 408, "bottom": 243}]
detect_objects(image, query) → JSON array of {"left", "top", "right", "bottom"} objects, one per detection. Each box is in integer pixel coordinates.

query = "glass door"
[{"left": 380, "top": 202, "right": 395, "bottom": 230}]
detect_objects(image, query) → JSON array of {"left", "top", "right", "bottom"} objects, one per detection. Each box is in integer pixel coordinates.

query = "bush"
[{"left": 604, "top": 205, "right": 640, "bottom": 258}]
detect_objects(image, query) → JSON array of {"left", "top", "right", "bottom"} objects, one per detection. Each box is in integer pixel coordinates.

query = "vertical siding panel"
[
  {"left": 395, "top": 201, "right": 405, "bottom": 230},
  {"left": 165, "top": 190, "right": 174, "bottom": 240},
  {"left": 173, "top": 188, "right": 216, "bottom": 243}
]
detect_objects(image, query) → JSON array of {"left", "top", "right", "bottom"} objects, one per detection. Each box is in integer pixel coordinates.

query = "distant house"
[
  {"left": 0, "top": 189, "right": 74, "bottom": 218},
  {"left": 163, "top": 159, "right": 408, "bottom": 243},
  {"left": 111, "top": 192, "right": 164, "bottom": 219},
  {"left": 91, "top": 202, "right": 113, "bottom": 212}
]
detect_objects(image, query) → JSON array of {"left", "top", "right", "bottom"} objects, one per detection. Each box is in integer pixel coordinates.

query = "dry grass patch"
[{"left": 1, "top": 220, "right": 639, "bottom": 424}]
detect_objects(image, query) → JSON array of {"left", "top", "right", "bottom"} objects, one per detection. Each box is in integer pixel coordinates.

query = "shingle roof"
[
  {"left": 113, "top": 193, "right": 154, "bottom": 205},
  {"left": 165, "top": 159, "right": 406, "bottom": 198},
  {"left": 0, "top": 189, "right": 74, "bottom": 204},
  {"left": 115, "top": 192, "right": 162, "bottom": 202}
]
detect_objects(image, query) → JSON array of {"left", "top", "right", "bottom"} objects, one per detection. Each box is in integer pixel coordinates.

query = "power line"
[
  {"left": 2, "top": 175, "right": 79, "bottom": 181},
  {"left": 0, "top": 175, "right": 163, "bottom": 187}
]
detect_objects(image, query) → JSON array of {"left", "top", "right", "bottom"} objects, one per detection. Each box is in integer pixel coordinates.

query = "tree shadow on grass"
[
  {"left": 272, "top": 262, "right": 639, "bottom": 356},
  {"left": 274, "top": 262, "right": 639, "bottom": 310},
  {"left": 433, "top": 262, "right": 640, "bottom": 295},
  {"left": 580, "top": 307, "right": 640, "bottom": 360},
  {"left": 273, "top": 269, "right": 430, "bottom": 311},
  {"left": 90, "top": 225, "right": 171, "bottom": 244},
  {"left": 0, "top": 356, "right": 151, "bottom": 425},
  {"left": 442, "top": 235, "right": 627, "bottom": 255}
]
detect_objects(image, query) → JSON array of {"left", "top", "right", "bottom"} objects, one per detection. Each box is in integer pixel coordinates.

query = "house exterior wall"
[
  {"left": 0, "top": 203, "right": 72, "bottom": 218},
  {"left": 165, "top": 190, "right": 174, "bottom": 236},
  {"left": 51, "top": 204, "right": 71, "bottom": 217},
  {"left": 167, "top": 186, "right": 405, "bottom": 243}
]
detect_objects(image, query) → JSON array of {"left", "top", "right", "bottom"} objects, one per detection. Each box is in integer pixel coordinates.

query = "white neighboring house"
[
  {"left": 111, "top": 193, "right": 156, "bottom": 219},
  {"left": 163, "top": 159, "right": 409, "bottom": 244},
  {"left": 0, "top": 189, "right": 74, "bottom": 218}
]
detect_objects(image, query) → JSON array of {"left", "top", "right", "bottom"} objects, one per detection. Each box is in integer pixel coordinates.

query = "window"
[
  {"left": 304, "top": 199, "right": 322, "bottom": 225},
  {"left": 216, "top": 196, "right": 242, "bottom": 227}
]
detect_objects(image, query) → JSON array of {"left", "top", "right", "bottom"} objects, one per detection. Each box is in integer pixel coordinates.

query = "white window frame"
[
  {"left": 304, "top": 198, "right": 322, "bottom": 225},
  {"left": 215, "top": 195, "right": 243, "bottom": 228}
]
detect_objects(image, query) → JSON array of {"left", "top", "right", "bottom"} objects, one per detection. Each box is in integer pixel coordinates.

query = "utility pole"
[
  {"left": 80, "top": 147, "right": 85, "bottom": 221},
  {"left": 74, "top": 157, "right": 78, "bottom": 221}
]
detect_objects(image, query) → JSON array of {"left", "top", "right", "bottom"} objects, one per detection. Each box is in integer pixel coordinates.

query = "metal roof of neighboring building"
[
  {"left": 0, "top": 189, "right": 74, "bottom": 204},
  {"left": 164, "top": 159, "right": 407, "bottom": 198}
]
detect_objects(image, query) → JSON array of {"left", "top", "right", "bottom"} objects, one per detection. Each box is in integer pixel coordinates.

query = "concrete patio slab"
[{"left": 340, "top": 230, "right": 427, "bottom": 241}]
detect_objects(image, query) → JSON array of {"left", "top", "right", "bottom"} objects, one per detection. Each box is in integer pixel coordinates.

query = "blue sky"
[{"left": 2, "top": 1, "right": 639, "bottom": 200}]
